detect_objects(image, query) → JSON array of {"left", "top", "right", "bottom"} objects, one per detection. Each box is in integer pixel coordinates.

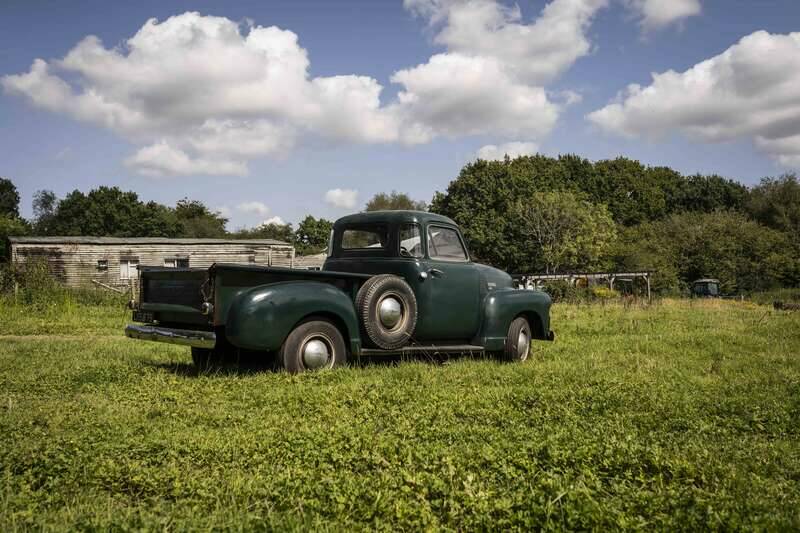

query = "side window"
[
  {"left": 399, "top": 224, "right": 423, "bottom": 258},
  {"left": 120, "top": 259, "right": 139, "bottom": 280},
  {"left": 427, "top": 226, "right": 468, "bottom": 262},
  {"left": 165, "top": 257, "right": 190, "bottom": 268},
  {"left": 341, "top": 227, "right": 388, "bottom": 249}
]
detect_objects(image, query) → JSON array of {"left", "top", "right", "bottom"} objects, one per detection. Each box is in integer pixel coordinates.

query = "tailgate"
[{"left": 136, "top": 267, "right": 210, "bottom": 326}]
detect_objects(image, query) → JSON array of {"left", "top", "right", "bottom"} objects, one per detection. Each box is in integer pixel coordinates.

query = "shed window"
[
  {"left": 164, "top": 257, "right": 189, "bottom": 268},
  {"left": 120, "top": 259, "right": 139, "bottom": 280},
  {"left": 97, "top": 260, "right": 108, "bottom": 271}
]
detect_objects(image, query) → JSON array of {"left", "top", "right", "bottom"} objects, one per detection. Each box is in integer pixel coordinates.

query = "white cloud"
[
  {"left": 237, "top": 201, "right": 271, "bottom": 216},
  {"left": 123, "top": 141, "right": 247, "bottom": 177},
  {"left": 393, "top": 0, "right": 606, "bottom": 145},
  {"left": 405, "top": 0, "right": 607, "bottom": 85},
  {"left": 262, "top": 216, "right": 285, "bottom": 226},
  {"left": 391, "top": 54, "right": 558, "bottom": 143},
  {"left": 216, "top": 205, "right": 232, "bottom": 218},
  {"left": 2, "top": 5, "right": 609, "bottom": 175},
  {"left": 624, "top": 0, "right": 701, "bottom": 31},
  {"left": 324, "top": 188, "right": 359, "bottom": 209},
  {"left": 587, "top": 31, "right": 800, "bottom": 169},
  {"left": 477, "top": 141, "right": 539, "bottom": 160},
  {"left": 1, "top": 13, "right": 397, "bottom": 177}
]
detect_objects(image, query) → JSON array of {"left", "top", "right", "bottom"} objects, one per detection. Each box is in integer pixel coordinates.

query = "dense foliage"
[
  {"left": 0, "top": 177, "right": 21, "bottom": 219},
  {"left": 432, "top": 155, "right": 798, "bottom": 293},
  {"left": 365, "top": 190, "right": 427, "bottom": 211},
  {"left": 2, "top": 156, "right": 798, "bottom": 293}
]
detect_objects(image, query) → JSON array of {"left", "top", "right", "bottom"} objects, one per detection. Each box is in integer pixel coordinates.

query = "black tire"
[
  {"left": 191, "top": 347, "right": 221, "bottom": 369},
  {"left": 356, "top": 274, "right": 417, "bottom": 350},
  {"left": 280, "top": 318, "right": 347, "bottom": 374},
  {"left": 501, "top": 317, "right": 532, "bottom": 362}
]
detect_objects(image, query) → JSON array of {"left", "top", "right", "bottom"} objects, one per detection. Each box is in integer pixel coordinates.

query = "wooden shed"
[{"left": 8, "top": 236, "right": 295, "bottom": 290}]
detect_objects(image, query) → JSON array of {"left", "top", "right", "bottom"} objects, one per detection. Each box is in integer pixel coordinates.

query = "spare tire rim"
[
  {"left": 301, "top": 334, "right": 333, "bottom": 370},
  {"left": 378, "top": 293, "right": 404, "bottom": 330},
  {"left": 517, "top": 329, "right": 529, "bottom": 360}
]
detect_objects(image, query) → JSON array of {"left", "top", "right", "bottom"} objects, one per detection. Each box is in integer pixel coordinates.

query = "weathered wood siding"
[{"left": 10, "top": 241, "right": 295, "bottom": 289}]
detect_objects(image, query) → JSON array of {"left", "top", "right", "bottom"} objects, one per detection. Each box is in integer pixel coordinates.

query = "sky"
[{"left": 1, "top": 0, "right": 799, "bottom": 229}]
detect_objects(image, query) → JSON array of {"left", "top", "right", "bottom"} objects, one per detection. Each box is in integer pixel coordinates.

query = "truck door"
[{"left": 416, "top": 224, "right": 480, "bottom": 341}]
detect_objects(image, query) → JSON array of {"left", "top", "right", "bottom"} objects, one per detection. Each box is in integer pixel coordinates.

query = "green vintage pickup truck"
[{"left": 125, "top": 211, "right": 553, "bottom": 372}]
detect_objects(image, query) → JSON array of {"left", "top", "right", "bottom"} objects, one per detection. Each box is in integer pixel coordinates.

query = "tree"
[
  {"left": 0, "top": 215, "right": 30, "bottom": 262},
  {"left": 511, "top": 191, "right": 617, "bottom": 274},
  {"left": 746, "top": 174, "right": 800, "bottom": 238},
  {"left": 232, "top": 222, "right": 295, "bottom": 243},
  {"left": 174, "top": 198, "right": 228, "bottom": 238},
  {"left": 365, "top": 191, "right": 427, "bottom": 212},
  {"left": 430, "top": 157, "right": 561, "bottom": 270},
  {"left": 0, "top": 178, "right": 20, "bottom": 219},
  {"left": 674, "top": 173, "right": 748, "bottom": 214},
  {"left": 42, "top": 186, "right": 181, "bottom": 237},
  {"left": 294, "top": 215, "right": 333, "bottom": 254},
  {"left": 614, "top": 211, "right": 798, "bottom": 293}
]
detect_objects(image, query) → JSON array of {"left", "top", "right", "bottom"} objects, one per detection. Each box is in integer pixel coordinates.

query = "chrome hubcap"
[
  {"left": 517, "top": 330, "right": 529, "bottom": 359},
  {"left": 302, "top": 338, "right": 331, "bottom": 369},
  {"left": 379, "top": 296, "right": 402, "bottom": 329}
]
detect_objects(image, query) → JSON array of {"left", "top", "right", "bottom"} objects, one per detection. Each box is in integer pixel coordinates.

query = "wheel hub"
[
  {"left": 517, "top": 330, "right": 529, "bottom": 359},
  {"left": 379, "top": 296, "right": 402, "bottom": 329},
  {"left": 302, "top": 338, "right": 331, "bottom": 369}
]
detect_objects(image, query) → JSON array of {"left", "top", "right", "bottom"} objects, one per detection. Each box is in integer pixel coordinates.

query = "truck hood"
[{"left": 475, "top": 263, "right": 514, "bottom": 291}]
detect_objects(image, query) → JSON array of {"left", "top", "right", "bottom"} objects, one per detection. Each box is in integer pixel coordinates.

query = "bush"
[{"left": 0, "top": 259, "right": 126, "bottom": 309}]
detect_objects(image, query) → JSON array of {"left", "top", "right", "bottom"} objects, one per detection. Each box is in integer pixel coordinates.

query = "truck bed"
[{"left": 137, "top": 263, "right": 372, "bottom": 328}]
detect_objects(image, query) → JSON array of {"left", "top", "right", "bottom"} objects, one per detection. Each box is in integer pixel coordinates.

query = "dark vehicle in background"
[
  {"left": 692, "top": 278, "right": 720, "bottom": 298},
  {"left": 126, "top": 211, "right": 553, "bottom": 373}
]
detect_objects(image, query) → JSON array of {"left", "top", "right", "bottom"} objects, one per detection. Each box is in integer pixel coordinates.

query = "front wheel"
[
  {"left": 280, "top": 318, "right": 347, "bottom": 374},
  {"left": 499, "top": 317, "right": 532, "bottom": 362}
]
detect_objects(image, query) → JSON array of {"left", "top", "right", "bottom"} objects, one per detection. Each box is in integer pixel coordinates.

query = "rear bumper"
[{"left": 125, "top": 324, "right": 216, "bottom": 349}]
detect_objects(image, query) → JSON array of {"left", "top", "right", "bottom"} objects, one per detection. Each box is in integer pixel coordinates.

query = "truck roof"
[{"left": 333, "top": 210, "right": 456, "bottom": 227}]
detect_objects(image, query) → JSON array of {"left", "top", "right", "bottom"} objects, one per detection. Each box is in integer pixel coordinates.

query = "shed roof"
[{"left": 8, "top": 236, "right": 291, "bottom": 246}]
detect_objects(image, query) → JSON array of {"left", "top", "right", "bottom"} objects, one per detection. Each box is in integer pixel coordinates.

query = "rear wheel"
[
  {"left": 191, "top": 347, "right": 222, "bottom": 369},
  {"left": 500, "top": 317, "right": 531, "bottom": 362},
  {"left": 280, "top": 318, "right": 347, "bottom": 374}
]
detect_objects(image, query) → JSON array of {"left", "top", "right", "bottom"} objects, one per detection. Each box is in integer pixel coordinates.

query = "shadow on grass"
[{"left": 144, "top": 350, "right": 492, "bottom": 378}]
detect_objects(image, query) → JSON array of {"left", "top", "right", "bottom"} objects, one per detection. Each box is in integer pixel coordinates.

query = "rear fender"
[
  {"left": 476, "top": 289, "right": 552, "bottom": 351},
  {"left": 225, "top": 281, "right": 361, "bottom": 354}
]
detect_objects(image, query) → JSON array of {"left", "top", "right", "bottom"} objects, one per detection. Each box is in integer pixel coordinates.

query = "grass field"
[{"left": 1, "top": 297, "right": 799, "bottom": 530}]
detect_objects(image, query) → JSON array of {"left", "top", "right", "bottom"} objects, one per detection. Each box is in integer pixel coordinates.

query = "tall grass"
[{"left": 1, "top": 298, "right": 798, "bottom": 530}]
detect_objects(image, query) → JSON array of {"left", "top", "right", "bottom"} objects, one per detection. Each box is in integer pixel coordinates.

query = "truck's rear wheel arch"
[{"left": 292, "top": 312, "right": 352, "bottom": 356}]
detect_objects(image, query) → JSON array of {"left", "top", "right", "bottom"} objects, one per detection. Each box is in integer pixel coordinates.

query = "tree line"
[
  {"left": 2, "top": 155, "right": 798, "bottom": 294},
  {"left": 431, "top": 155, "right": 800, "bottom": 294},
  {"left": 0, "top": 182, "right": 426, "bottom": 258}
]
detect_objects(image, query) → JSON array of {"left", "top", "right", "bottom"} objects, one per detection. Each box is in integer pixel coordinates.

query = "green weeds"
[{"left": 0, "top": 299, "right": 798, "bottom": 530}]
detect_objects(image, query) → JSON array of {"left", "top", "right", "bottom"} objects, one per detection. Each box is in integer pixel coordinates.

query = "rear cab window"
[{"left": 339, "top": 225, "right": 389, "bottom": 254}]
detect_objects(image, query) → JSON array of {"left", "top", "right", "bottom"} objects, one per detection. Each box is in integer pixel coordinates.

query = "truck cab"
[{"left": 126, "top": 211, "right": 553, "bottom": 372}]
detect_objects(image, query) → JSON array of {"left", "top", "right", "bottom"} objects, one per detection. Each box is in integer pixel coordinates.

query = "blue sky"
[{"left": 2, "top": 0, "right": 799, "bottom": 229}]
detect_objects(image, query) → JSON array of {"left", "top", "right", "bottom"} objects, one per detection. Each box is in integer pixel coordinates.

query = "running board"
[{"left": 360, "top": 344, "right": 485, "bottom": 356}]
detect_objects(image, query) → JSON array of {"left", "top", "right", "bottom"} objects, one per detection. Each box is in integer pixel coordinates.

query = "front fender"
[
  {"left": 225, "top": 281, "right": 361, "bottom": 354},
  {"left": 476, "top": 289, "right": 552, "bottom": 351}
]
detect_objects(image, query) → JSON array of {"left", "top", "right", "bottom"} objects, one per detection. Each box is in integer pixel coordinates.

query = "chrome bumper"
[{"left": 125, "top": 324, "right": 216, "bottom": 349}]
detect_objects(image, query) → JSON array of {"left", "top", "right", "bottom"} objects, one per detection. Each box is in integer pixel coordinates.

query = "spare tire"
[{"left": 356, "top": 274, "right": 417, "bottom": 350}]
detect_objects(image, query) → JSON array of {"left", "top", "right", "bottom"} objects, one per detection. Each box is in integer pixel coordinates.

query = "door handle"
[{"left": 429, "top": 268, "right": 444, "bottom": 278}]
